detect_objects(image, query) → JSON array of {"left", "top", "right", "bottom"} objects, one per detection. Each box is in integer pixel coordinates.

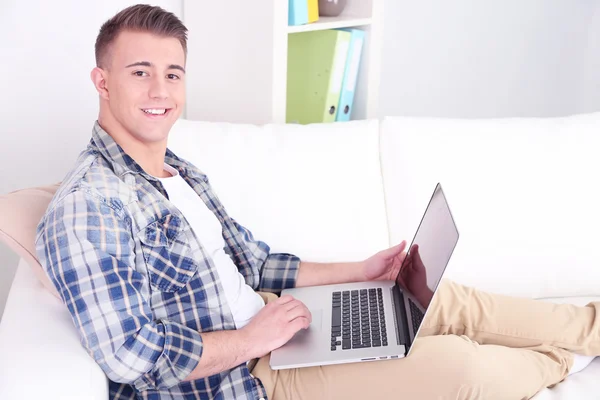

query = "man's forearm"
[
  {"left": 295, "top": 261, "right": 366, "bottom": 288},
  {"left": 183, "top": 329, "right": 256, "bottom": 381},
  {"left": 183, "top": 261, "right": 371, "bottom": 381}
]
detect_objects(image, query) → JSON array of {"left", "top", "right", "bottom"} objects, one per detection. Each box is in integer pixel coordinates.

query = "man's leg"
[
  {"left": 252, "top": 334, "right": 572, "bottom": 400},
  {"left": 420, "top": 279, "right": 600, "bottom": 356}
]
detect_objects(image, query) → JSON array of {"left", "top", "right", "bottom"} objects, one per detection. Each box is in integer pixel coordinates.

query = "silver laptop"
[{"left": 270, "top": 183, "right": 459, "bottom": 370}]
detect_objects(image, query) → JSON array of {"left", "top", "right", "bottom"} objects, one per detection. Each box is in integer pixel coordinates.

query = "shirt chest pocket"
[{"left": 138, "top": 214, "right": 198, "bottom": 293}]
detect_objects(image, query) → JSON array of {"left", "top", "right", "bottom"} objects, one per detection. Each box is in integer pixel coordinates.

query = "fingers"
[
  {"left": 273, "top": 296, "right": 312, "bottom": 323},
  {"left": 402, "top": 252, "right": 413, "bottom": 270},
  {"left": 390, "top": 263, "right": 402, "bottom": 280},
  {"left": 275, "top": 294, "right": 295, "bottom": 305},
  {"left": 291, "top": 316, "right": 311, "bottom": 331},
  {"left": 393, "top": 240, "right": 407, "bottom": 256},
  {"left": 390, "top": 240, "right": 407, "bottom": 254},
  {"left": 286, "top": 302, "right": 312, "bottom": 323},
  {"left": 399, "top": 240, "right": 408, "bottom": 251},
  {"left": 283, "top": 298, "right": 305, "bottom": 311},
  {"left": 379, "top": 240, "right": 407, "bottom": 259}
]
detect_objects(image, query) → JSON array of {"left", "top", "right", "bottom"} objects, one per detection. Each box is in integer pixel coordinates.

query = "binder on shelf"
[
  {"left": 335, "top": 28, "right": 365, "bottom": 122},
  {"left": 307, "top": 0, "right": 319, "bottom": 23},
  {"left": 286, "top": 30, "right": 352, "bottom": 124},
  {"left": 288, "top": 0, "right": 309, "bottom": 26}
]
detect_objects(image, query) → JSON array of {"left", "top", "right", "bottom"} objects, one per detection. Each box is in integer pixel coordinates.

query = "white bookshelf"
[
  {"left": 287, "top": 16, "right": 372, "bottom": 33},
  {"left": 183, "top": 0, "right": 384, "bottom": 125}
]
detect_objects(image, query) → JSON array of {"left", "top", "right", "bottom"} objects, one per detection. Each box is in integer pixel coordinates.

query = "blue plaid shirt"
[{"left": 35, "top": 121, "right": 300, "bottom": 399}]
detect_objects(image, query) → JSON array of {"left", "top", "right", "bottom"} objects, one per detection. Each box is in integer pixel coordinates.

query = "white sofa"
[{"left": 1, "top": 114, "right": 599, "bottom": 399}]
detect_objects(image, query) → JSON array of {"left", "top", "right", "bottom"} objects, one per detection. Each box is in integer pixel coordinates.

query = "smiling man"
[
  {"left": 33, "top": 5, "right": 401, "bottom": 398},
  {"left": 35, "top": 4, "right": 600, "bottom": 400},
  {"left": 90, "top": 19, "right": 185, "bottom": 178}
]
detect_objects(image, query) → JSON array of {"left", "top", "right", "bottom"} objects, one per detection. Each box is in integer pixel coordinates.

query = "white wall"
[
  {"left": 0, "top": 0, "right": 183, "bottom": 320},
  {"left": 378, "top": 0, "right": 600, "bottom": 118}
]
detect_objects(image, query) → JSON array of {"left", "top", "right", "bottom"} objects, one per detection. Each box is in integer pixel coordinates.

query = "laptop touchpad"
[{"left": 309, "top": 309, "right": 322, "bottom": 332}]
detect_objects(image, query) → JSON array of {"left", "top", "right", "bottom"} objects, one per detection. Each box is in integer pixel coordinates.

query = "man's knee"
[{"left": 412, "top": 335, "right": 487, "bottom": 398}]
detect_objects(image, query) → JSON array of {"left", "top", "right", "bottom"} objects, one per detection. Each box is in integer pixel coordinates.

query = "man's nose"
[{"left": 148, "top": 75, "right": 168, "bottom": 100}]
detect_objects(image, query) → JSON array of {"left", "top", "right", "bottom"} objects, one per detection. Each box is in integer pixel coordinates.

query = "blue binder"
[
  {"left": 335, "top": 28, "right": 365, "bottom": 122},
  {"left": 288, "top": 0, "right": 309, "bottom": 26}
]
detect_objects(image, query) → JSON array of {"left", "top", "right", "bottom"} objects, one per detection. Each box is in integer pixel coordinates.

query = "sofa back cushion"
[
  {"left": 380, "top": 113, "right": 600, "bottom": 299},
  {"left": 0, "top": 184, "right": 61, "bottom": 299},
  {"left": 168, "top": 119, "right": 390, "bottom": 263}
]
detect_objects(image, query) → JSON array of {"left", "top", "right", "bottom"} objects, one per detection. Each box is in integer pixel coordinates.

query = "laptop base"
[{"left": 270, "top": 280, "right": 406, "bottom": 370}]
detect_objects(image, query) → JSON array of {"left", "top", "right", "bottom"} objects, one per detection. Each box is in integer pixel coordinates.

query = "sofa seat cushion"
[
  {"left": 534, "top": 357, "right": 600, "bottom": 399},
  {"left": 0, "top": 259, "right": 108, "bottom": 400}
]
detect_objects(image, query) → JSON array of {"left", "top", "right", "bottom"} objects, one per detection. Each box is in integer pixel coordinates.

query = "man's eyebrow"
[
  {"left": 125, "top": 61, "right": 152, "bottom": 68},
  {"left": 124, "top": 61, "right": 185, "bottom": 73},
  {"left": 168, "top": 64, "right": 186, "bottom": 73}
]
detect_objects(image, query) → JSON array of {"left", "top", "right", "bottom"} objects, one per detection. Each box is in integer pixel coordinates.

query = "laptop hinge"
[{"left": 392, "top": 285, "right": 411, "bottom": 350}]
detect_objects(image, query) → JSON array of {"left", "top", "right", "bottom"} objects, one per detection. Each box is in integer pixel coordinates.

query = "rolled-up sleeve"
[
  {"left": 259, "top": 253, "right": 301, "bottom": 293},
  {"left": 35, "top": 190, "right": 202, "bottom": 391},
  {"left": 229, "top": 219, "right": 300, "bottom": 293}
]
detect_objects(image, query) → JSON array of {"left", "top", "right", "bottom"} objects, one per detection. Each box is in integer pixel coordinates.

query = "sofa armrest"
[{"left": 0, "top": 258, "right": 108, "bottom": 400}]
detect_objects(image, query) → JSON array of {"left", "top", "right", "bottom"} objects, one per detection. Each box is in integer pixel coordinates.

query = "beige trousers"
[{"left": 252, "top": 279, "right": 600, "bottom": 400}]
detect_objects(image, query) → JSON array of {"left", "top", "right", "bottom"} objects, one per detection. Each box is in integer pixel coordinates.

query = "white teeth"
[{"left": 143, "top": 109, "right": 167, "bottom": 115}]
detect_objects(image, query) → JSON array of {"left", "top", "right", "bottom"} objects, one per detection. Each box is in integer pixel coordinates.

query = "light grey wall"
[
  {"left": 0, "top": 0, "right": 183, "bottom": 320},
  {"left": 378, "top": 0, "right": 600, "bottom": 118},
  {"left": 580, "top": 3, "right": 600, "bottom": 114},
  {"left": 0, "top": 245, "right": 18, "bottom": 322}
]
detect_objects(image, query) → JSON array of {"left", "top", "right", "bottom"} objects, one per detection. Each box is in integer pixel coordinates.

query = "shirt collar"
[{"left": 90, "top": 120, "right": 208, "bottom": 183}]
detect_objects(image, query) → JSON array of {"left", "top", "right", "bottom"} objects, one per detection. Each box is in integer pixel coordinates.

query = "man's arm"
[
  {"left": 296, "top": 242, "right": 408, "bottom": 288},
  {"left": 295, "top": 261, "right": 366, "bottom": 288},
  {"left": 229, "top": 219, "right": 371, "bottom": 292},
  {"left": 185, "top": 295, "right": 311, "bottom": 381},
  {"left": 36, "top": 191, "right": 205, "bottom": 391},
  {"left": 227, "top": 216, "right": 405, "bottom": 291},
  {"left": 182, "top": 330, "right": 253, "bottom": 381}
]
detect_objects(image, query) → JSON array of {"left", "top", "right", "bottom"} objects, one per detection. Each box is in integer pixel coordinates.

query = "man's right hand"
[{"left": 241, "top": 295, "right": 312, "bottom": 358}]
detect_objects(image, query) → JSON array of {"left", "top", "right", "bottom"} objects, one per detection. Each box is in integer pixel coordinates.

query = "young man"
[{"left": 35, "top": 4, "right": 599, "bottom": 400}]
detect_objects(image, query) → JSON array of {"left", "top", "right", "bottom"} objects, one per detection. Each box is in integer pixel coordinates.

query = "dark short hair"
[{"left": 94, "top": 4, "right": 187, "bottom": 68}]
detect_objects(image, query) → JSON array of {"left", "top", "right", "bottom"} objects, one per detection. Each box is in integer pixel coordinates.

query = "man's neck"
[{"left": 97, "top": 116, "right": 169, "bottom": 178}]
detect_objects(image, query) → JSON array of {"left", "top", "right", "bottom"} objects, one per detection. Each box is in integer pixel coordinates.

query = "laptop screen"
[{"left": 395, "top": 183, "right": 459, "bottom": 311}]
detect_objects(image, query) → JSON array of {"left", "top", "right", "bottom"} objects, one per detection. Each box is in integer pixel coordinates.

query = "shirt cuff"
[
  {"left": 258, "top": 253, "right": 301, "bottom": 293},
  {"left": 132, "top": 321, "right": 203, "bottom": 391}
]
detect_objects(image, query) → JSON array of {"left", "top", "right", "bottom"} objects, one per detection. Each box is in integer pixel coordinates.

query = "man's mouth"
[{"left": 141, "top": 108, "right": 171, "bottom": 117}]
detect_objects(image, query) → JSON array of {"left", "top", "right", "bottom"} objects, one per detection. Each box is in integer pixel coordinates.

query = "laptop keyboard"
[
  {"left": 408, "top": 298, "right": 425, "bottom": 334},
  {"left": 331, "top": 288, "right": 388, "bottom": 350}
]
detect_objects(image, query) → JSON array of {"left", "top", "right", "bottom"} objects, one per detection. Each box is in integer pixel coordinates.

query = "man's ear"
[{"left": 90, "top": 67, "right": 109, "bottom": 100}]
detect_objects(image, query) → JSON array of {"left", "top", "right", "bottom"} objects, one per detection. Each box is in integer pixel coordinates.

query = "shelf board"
[{"left": 287, "top": 15, "right": 372, "bottom": 33}]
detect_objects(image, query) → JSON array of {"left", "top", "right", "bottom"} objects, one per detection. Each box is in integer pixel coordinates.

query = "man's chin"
[
  {"left": 131, "top": 125, "right": 171, "bottom": 145},
  {"left": 141, "top": 117, "right": 176, "bottom": 136}
]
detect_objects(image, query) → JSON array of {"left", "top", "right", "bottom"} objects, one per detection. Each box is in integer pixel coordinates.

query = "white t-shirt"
[{"left": 156, "top": 163, "right": 265, "bottom": 328}]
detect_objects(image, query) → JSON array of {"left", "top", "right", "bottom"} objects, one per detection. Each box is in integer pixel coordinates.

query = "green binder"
[{"left": 286, "top": 30, "right": 352, "bottom": 124}]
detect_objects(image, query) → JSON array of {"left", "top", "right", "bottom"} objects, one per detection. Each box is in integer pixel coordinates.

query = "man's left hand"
[{"left": 362, "top": 241, "right": 408, "bottom": 282}]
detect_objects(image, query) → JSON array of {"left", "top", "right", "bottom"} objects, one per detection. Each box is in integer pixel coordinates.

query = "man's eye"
[
  {"left": 167, "top": 74, "right": 180, "bottom": 80},
  {"left": 133, "top": 71, "right": 147, "bottom": 77}
]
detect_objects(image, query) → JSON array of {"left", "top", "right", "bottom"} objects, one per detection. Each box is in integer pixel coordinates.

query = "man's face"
[{"left": 99, "top": 30, "right": 186, "bottom": 144}]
